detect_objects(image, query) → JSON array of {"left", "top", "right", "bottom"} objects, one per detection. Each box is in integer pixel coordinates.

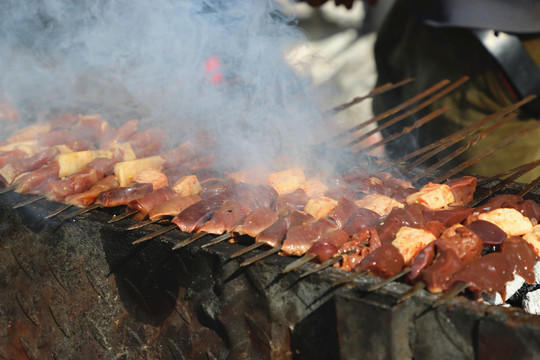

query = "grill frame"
[{"left": 2, "top": 179, "right": 540, "bottom": 359}]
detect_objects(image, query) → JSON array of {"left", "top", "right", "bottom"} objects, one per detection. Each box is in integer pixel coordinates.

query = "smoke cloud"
[{"left": 0, "top": 0, "right": 332, "bottom": 169}]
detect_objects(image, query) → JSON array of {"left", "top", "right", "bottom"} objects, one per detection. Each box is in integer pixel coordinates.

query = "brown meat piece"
[
  {"left": 327, "top": 198, "right": 358, "bottom": 228},
  {"left": 39, "top": 130, "right": 78, "bottom": 148},
  {"left": 48, "top": 113, "right": 79, "bottom": 129},
  {"left": 422, "top": 249, "right": 464, "bottom": 293},
  {"left": 87, "top": 158, "right": 116, "bottom": 175},
  {"left": 447, "top": 237, "right": 537, "bottom": 298},
  {"left": 307, "top": 230, "right": 350, "bottom": 262},
  {"left": 46, "top": 167, "right": 104, "bottom": 202},
  {"left": 342, "top": 208, "right": 381, "bottom": 235},
  {"left": 275, "top": 188, "right": 308, "bottom": 215},
  {"left": 235, "top": 207, "right": 278, "bottom": 238},
  {"left": 198, "top": 200, "right": 251, "bottom": 235},
  {"left": 15, "top": 161, "right": 60, "bottom": 194},
  {"left": 353, "top": 243, "right": 404, "bottom": 278},
  {"left": 127, "top": 186, "right": 178, "bottom": 221},
  {"left": 95, "top": 183, "right": 154, "bottom": 207},
  {"left": 65, "top": 175, "right": 119, "bottom": 207},
  {"left": 445, "top": 176, "right": 477, "bottom": 206},
  {"left": 0, "top": 147, "right": 60, "bottom": 185},
  {"left": 437, "top": 226, "right": 483, "bottom": 265},
  {"left": 377, "top": 204, "right": 425, "bottom": 244},
  {"left": 407, "top": 242, "right": 436, "bottom": 282},
  {"left": 171, "top": 185, "right": 236, "bottom": 233},
  {"left": 71, "top": 115, "right": 111, "bottom": 144},
  {"left": 255, "top": 218, "right": 288, "bottom": 248},
  {"left": 422, "top": 207, "right": 474, "bottom": 227},
  {"left": 281, "top": 218, "right": 337, "bottom": 256},
  {"left": 256, "top": 210, "right": 314, "bottom": 248},
  {"left": 148, "top": 194, "right": 202, "bottom": 220},
  {"left": 468, "top": 220, "right": 507, "bottom": 245}
]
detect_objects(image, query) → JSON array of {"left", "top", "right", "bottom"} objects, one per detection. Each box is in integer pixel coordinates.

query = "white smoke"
[{"left": 0, "top": 0, "right": 332, "bottom": 169}]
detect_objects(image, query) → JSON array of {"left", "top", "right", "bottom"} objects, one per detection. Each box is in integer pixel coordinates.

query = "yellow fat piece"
[
  {"left": 107, "top": 142, "right": 136, "bottom": 161},
  {"left": 114, "top": 156, "right": 165, "bottom": 187},
  {"left": 172, "top": 175, "right": 202, "bottom": 196},
  {"left": 57, "top": 150, "right": 113, "bottom": 178}
]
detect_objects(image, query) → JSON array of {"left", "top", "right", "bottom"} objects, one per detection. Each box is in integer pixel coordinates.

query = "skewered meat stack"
[
  {"left": 0, "top": 114, "right": 217, "bottom": 212},
  {"left": 2, "top": 114, "right": 540, "bottom": 313}
]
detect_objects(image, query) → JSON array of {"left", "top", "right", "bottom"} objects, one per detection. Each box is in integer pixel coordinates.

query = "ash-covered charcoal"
[
  {"left": 482, "top": 261, "right": 540, "bottom": 311},
  {"left": 482, "top": 275, "right": 527, "bottom": 306},
  {"left": 523, "top": 287, "right": 540, "bottom": 314},
  {"left": 510, "top": 262, "right": 540, "bottom": 312}
]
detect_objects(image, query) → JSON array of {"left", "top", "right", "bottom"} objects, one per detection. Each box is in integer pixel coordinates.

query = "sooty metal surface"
[{"left": 1, "top": 190, "right": 540, "bottom": 359}]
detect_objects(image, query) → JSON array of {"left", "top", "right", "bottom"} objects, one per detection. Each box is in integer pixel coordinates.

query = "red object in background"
[{"left": 205, "top": 56, "right": 223, "bottom": 84}]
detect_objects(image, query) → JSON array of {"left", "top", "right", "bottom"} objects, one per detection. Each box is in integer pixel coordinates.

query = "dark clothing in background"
[
  {"left": 412, "top": 0, "right": 540, "bottom": 33},
  {"left": 373, "top": 0, "right": 540, "bottom": 181}
]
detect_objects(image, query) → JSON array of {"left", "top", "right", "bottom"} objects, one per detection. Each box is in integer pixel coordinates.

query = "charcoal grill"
[{"left": 3, "top": 180, "right": 540, "bottom": 360}]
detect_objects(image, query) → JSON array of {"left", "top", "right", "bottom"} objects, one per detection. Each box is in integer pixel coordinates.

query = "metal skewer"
[
  {"left": 299, "top": 256, "right": 342, "bottom": 279},
  {"left": 376, "top": 94, "right": 537, "bottom": 173},
  {"left": 367, "top": 268, "right": 411, "bottom": 292},
  {"left": 108, "top": 208, "right": 139, "bottom": 223},
  {"left": 346, "top": 76, "right": 468, "bottom": 149},
  {"left": 332, "top": 270, "right": 369, "bottom": 287},
  {"left": 433, "top": 121, "right": 540, "bottom": 183},
  {"left": 322, "top": 79, "right": 451, "bottom": 146},
  {"left": 281, "top": 253, "right": 317, "bottom": 274},
  {"left": 0, "top": 185, "right": 16, "bottom": 195},
  {"left": 409, "top": 112, "right": 517, "bottom": 183},
  {"left": 518, "top": 173, "right": 540, "bottom": 198},
  {"left": 432, "top": 282, "right": 469, "bottom": 308},
  {"left": 239, "top": 246, "right": 282, "bottom": 267},
  {"left": 471, "top": 158, "right": 540, "bottom": 207},
  {"left": 171, "top": 232, "right": 208, "bottom": 250},
  {"left": 44, "top": 203, "right": 73, "bottom": 219},
  {"left": 360, "top": 106, "right": 450, "bottom": 153},
  {"left": 61, "top": 203, "right": 102, "bottom": 221},
  {"left": 230, "top": 242, "right": 266, "bottom": 259},
  {"left": 329, "top": 78, "right": 414, "bottom": 115},
  {"left": 397, "top": 281, "right": 426, "bottom": 303},
  {"left": 477, "top": 155, "right": 540, "bottom": 187},
  {"left": 125, "top": 218, "right": 163, "bottom": 231},
  {"left": 132, "top": 224, "right": 177, "bottom": 245},
  {"left": 200, "top": 233, "right": 232, "bottom": 249},
  {"left": 12, "top": 194, "right": 46, "bottom": 209}
]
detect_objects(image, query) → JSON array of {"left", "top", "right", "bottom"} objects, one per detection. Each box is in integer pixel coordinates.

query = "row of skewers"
[
  {"left": 2, "top": 109, "right": 540, "bottom": 312},
  {"left": 3, "top": 76, "right": 540, "bottom": 310}
]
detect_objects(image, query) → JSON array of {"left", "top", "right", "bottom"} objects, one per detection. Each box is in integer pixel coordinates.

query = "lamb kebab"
[
  {"left": 1, "top": 113, "right": 164, "bottom": 190},
  {"left": 171, "top": 167, "right": 332, "bottom": 252},
  {"left": 8, "top": 142, "right": 138, "bottom": 210},
  {"left": 174, "top": 168, "right": 418, "bottom": 265},
  {"left": 95, "top": 132, "right": 218, "bottom": 222},
  {"left": 400, "top": 194, "right": 540, "bottom": 304},
  {"left": 166, "top": 167, "right": 406, "bottom": 261},
  {"left": 283, "top": 176, "right": 474, "bottom": 283},
  {"left": 238, "top": 169, "right": 385, "bottom": 260},
  {"left": 280, "top": 173, "right": 424, "bottom": 273},
  {"left": 0, "top": 114, "right": 120, "bottom": 187},
  {"left": 335, "top": 189, "right": 540, "bottom": 306},
  {"left": 10, "top": 125, "right": 210, "bottom": 219},
  {"left": 136, "top": 167, "right": 304, "bottom": 247},
  {"left": 237, "top": 170, "right": 432, "bottom": 268}
]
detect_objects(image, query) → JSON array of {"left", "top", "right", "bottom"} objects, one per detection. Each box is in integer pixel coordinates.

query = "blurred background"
[{"left": 280, "top": 0, "right": 395, "bottom": 138}]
